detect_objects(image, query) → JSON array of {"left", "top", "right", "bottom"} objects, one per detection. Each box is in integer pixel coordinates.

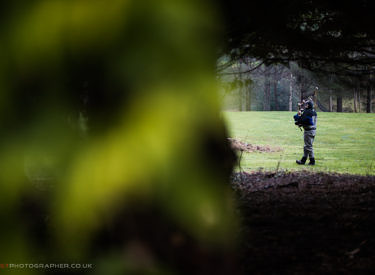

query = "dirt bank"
[{"left": 232, "top": 171, "right": 375, "bottom": 274}]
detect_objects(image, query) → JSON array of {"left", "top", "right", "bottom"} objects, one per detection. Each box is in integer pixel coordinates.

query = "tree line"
[{"left": 218, "top": 59, "right": 374, "bottom": 113}]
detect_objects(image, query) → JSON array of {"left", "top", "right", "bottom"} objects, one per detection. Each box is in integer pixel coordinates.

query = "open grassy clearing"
[{"left": 223, "top": 111, "right": 375, "bottom": 175}]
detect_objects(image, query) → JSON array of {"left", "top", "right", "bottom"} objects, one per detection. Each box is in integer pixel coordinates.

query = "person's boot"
[
  {"left": 308, "top": 158, "right": 315, "bottom": 165},
  {"left": 296, "top": 156, "right": 307, "bottom": 165}
]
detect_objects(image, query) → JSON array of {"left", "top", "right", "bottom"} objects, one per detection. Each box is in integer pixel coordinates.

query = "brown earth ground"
[
  {"left": 228, "top": 138, "right": 282, "bottom": 153},
  {"left": 231, "top": 171, "right": 375, "bottom": 274}
]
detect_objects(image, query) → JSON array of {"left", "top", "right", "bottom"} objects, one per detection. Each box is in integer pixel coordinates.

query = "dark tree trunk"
[
  {"left": 367, "top": 85, "right": 372, "bottom": 113},
  {"left": 337, "top": 96, "right": 343, "bottom": 112},
  {"left": 358, "top": 90, "right": 361, "bottom": 112},
  {"left": 263, "top": 70, "right": 271, "bottom": 111},
  {"left": 289, "top": 73, "right": 293, "bottom": 111},
  {"left": 273, "top": 80, "right": 278, "bottom": 111},
  {"left": 353, "top": 89, "right": 357, "bottom": 113},
  {"left": 246, "top": 87, "right": 251, "bottom": 111},
  {"left": 238, "top": 88, "right": 242, "bottom": 111},
  {"left": 238, "top": 72, "right": 243, "bottom": 111}
]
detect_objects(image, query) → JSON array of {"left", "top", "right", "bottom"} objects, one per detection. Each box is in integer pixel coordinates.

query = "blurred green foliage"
[{"left": 0, "top": 1, "right": 238, "bottom": 274}]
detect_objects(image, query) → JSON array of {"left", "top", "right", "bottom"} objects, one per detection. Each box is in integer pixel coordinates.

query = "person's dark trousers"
[{"left": 303, "top": 129, "right": 316, "bottom": 160}]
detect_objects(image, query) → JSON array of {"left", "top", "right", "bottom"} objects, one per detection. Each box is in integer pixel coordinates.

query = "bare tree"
[
  {"left": 263, "top": 67, "right": 271, "bottom": 111},
  {"left": 337, "top": 96, "right": 343, "bottom": 112},
  {"left": 289, "top": 73, "right": 294, "bottom": 111},
  {"left": 367, "top": 85, "right": 372, "bottom": 113}
]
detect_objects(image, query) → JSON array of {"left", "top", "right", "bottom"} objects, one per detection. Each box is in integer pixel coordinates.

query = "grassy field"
[{"left": 223, "top": 111, "right": 375, "bottom": 175}]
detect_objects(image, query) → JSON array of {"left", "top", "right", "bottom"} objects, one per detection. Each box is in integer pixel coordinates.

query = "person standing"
[{"left": 294, "top": 101, "right": 317, "bottom": 165}]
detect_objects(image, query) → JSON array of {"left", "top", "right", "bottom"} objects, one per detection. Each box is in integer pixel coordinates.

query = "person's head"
[{"left": 306, "top": 101, "right": 314, "bottom": 109}]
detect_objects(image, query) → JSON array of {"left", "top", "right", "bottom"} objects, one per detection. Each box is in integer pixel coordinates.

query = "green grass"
[{"left": 223, "top": 111, "right": 375, "bottom": 175}]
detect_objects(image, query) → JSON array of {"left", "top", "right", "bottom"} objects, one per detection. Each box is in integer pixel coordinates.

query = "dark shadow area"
[{"left": 232, "top": 172, "right": 375, "bottom": 274}]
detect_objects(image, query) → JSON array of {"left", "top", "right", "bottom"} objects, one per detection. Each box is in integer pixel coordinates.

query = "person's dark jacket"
[{"left": 294, "top": 106, "right": 317, "bottom": 131}]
